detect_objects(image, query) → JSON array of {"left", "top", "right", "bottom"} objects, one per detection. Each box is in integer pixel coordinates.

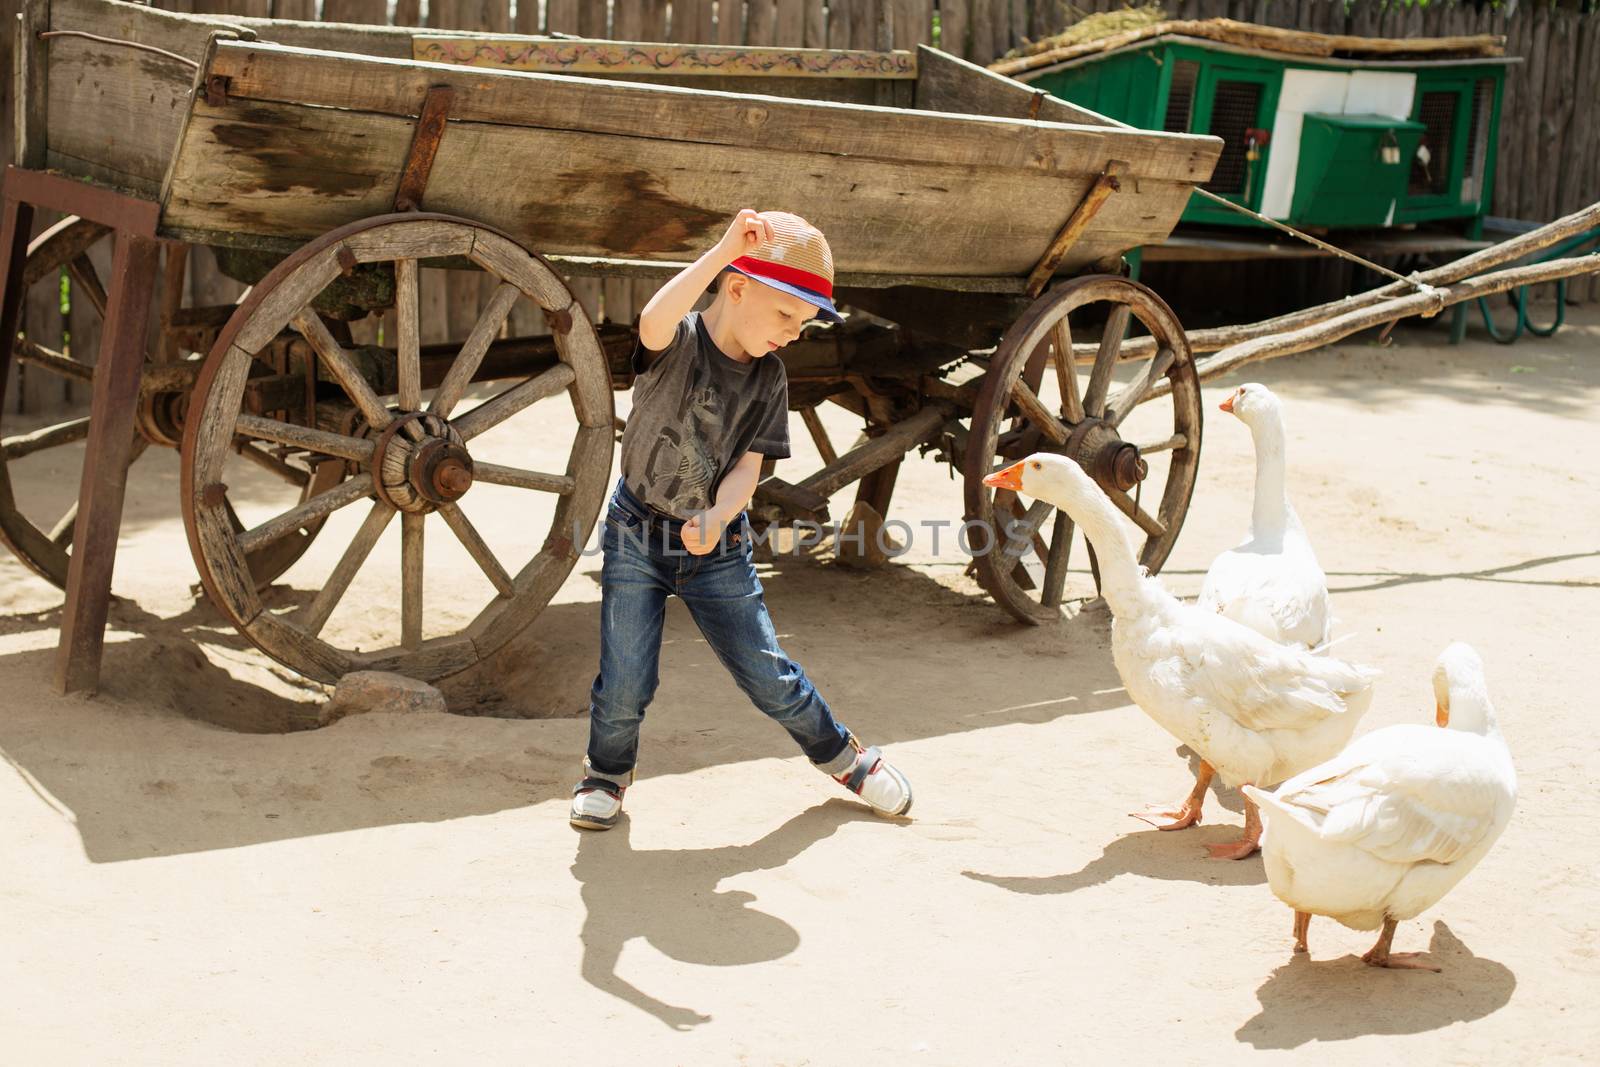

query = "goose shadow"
[
  {"left": 570, "top": 799, "right": 893, "bottom": 1030},
  {"left": 962, "top": 822, "right": 1267, "bottom": 896},
  {"left": 1235, "top": 920, "right": 1516, "bottom": 1048}
]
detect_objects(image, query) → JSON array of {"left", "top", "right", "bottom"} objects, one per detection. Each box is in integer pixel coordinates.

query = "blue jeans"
[{"left": 585, "top": 478, "right": 855, "bottom": 783}]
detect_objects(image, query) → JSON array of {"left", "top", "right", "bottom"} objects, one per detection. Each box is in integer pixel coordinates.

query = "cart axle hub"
[
  {"left": 1103, "top": 442, "right": 1148, "bottom": 493},
  {"left": 410, "top": 438, "right": 475, "bottom": 503},
  {"left": 371, "top": 411, "right": 472, "bottom": 512},
  {"left": 1064, "top": 418, "right": 1148, "bottom": 493}
]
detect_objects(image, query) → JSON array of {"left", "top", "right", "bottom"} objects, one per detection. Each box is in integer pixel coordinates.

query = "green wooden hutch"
[{"left": 1009, "top": 29, "right": 1514, "bottom": 236}]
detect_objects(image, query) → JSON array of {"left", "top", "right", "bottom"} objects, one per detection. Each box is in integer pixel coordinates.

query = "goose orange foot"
[
  {"left": 1205, "top": 789, "right": 1262, "bottom": 860},
  {"left": 1131, "top": 760, "right": 1214, "bottom": 831},
  {"left": 1362, "top": 919, "right": 1442, "bottom": 972}
]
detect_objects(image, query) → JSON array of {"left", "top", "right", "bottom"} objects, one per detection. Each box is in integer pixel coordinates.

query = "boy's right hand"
[{"left": 716, "top": 209, "right": 775, "bottom": 263}]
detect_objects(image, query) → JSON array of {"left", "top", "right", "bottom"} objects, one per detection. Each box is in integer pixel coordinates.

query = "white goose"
[
  {"left": 984, "top": 454, "right": 1377, "bottom": 858},
  {"left": 1243, "top": 643, "right": 1516, "bottom": 970},
  {"left": 1199, "top": 383, "right": 1331, "bottom": 650}
]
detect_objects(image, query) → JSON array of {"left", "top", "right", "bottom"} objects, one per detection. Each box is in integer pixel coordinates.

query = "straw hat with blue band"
[{"left": 723, "top": 211, "right": 845, "bottom": 324}]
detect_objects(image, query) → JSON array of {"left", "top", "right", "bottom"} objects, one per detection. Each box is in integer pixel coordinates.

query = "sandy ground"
[{"left": 2, "top": 306, "right": 1597, "bottom": 1065}]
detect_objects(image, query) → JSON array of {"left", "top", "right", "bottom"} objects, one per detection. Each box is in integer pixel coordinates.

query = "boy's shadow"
[{"left": 571, "top": 799, "right": 893, "bottom": 1030}]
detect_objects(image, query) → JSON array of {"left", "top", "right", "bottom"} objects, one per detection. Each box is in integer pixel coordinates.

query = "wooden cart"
[{"left": 1, "top": 0, "right": 1221, "bottom": 692}]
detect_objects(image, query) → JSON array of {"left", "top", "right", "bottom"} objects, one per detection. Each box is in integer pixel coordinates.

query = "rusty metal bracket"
[
  {"left": 545, "top": 304, "right": 573, "bottom": 336},
  {"left": 1025, "top": 159, "right": 1128, "bottom": 299},
  {"left": 204, "top": 74, "right": 231, "bottom": 107},
  {"left": 394, "top": 86, "right": 456, "bottom": 212}
]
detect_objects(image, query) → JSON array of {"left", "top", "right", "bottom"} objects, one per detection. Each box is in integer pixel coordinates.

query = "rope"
[
  {"left": 1192, "top": 187, "right": 1446, "bottom": 310},
  {"left": 37, "top": 30, "right": 201, "bottom": 70}
]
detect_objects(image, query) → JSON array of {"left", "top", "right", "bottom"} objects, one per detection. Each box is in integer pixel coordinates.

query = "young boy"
[{"left": 569, "top": 209, "right": 913, "bottom": 830}]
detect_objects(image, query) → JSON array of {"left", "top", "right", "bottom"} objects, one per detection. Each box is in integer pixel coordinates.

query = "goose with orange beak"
[
  {"left": 1244, "top": 643, "right": 1515, "bottom": 970},
  {"left": 983, "top": 454, "right": 1378, "bottom": 859},
  {"left": 1198, "top": 384, "right": 1331, "bottom": 651}
]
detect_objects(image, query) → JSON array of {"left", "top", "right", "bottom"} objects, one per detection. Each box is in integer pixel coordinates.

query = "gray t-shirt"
[{"left": 619, "top": 311, "right": 791, "bottom": 518}]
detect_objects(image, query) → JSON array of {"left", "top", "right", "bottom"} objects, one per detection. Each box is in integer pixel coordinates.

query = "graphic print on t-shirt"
[{"left": 643, "top": 355, "right": 725, "bottom": 514}]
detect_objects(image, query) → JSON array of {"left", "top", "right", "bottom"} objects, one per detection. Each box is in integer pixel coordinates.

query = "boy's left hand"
[{"left": 681, "top": 514, "right": 720, "bottom": 556}]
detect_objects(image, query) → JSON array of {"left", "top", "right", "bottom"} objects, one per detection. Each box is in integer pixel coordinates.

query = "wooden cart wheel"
[
  {"left": 180, "top": 213, "right": 614, "bottom": 684},
  {"left": 964, "top": 275, "right": 1202, "bottom": 625},
  {"left": 0, "top": 217, "right": 337, "bottom": 590}
]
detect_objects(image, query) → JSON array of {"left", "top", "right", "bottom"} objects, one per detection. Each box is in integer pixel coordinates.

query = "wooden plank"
[
  {"left": 204, "top": 40, "right": 1213, "bottom": 177},
  {"left": 321, "top": 0, "right": 386, "bottom": 23},
  {"left": 17, "top": 0, "right": 50, "bottom": 169},
  {"left": 612, "top": 0, "right": 644, "bottom": 40},
  {"left": 775, "top": 0, "right": 806, "bottom": 46},
  {"left": 544, "top": 0, "right": 580, "bottom": 34},
  {"left": 42, "top": 29, "right": 203, "bottom": 194},
  {"left": 392, "top": 0, "right": 422, "bottom": 27},
  {"left": 913, "top": 44, "right": 1119, "bottom": 128},
  {"left": 718, "top": 0, "right": 745, "bottom": 45},
  {"left": 578, "top": 0, "right": 608, "bottom": 37},
  {"left": 163, "top": 97, "right": 1205, "bottom": 277},
  {"left": 970, "top": 0, "right": 995, "bottom": 66},
  {"left": 54, "top": 233, "right": 160, "bottom": 695},
  {"left": 674, "top": 0, "right": 715, "bottom": 43},
  {"left": 941, "top": 0, "right": 970, "bottom": 59},
  {"left": 893, "top": 0, "right": 933, "bottom": 50},
  {"left": 411, "top": 36, "right": 918, "bottom": 78},
  {"left": 803, "top": 0, "right": 827, "bottom": 50},
  {"left": 745, "top": 0, "right": 776, "bottom": 46}
]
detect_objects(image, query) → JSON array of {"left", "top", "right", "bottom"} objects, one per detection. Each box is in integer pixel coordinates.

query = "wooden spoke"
[
  {"left": 1001, "top": 497, "right": 1054, "bottom": 562},
  {"left": 401, "top": 510, "right": 424, "bottom": 648},
  {"left": 238, "top": 473, "right": 373, "bottom": 555},
  {"left": 16, "top": 339, "right": 93, "bottom": 383},
  {"left": 1011, "top": 379, "right": 1069, "bottom": 445},
  {"left": 395, "top": 258, "right": 421, "bottom": 412},
  {"left": 290, "top": 310, "right": 393, "bottom": 431},
  {"left": 234, "top": 439, "right": 313, "bottom": 489},
  {"left": 429, "top": 282, "right": 522, "bottom": 418},
  {"left": 1083, "top": 304, "right": 1129, "bottom": 417},
  {"left": 1040, "top": 510, "right": 1074, "bottom": 608},
  {"left": 1109, "top": 487, "right": 1166, "bottom": 538},
  {"left": 1106, "top": 347, "right": 1177, "bottom": 426},
  {"left": 235, "top": 412, "right": 374, "bottom": 463},
  {"left": 299, "top": 499, "right": 395, "bottom": 638},
  {"left": 1053, "top": 318, "right": 1083, "bottom": 424},
  {"left": 800, "top": 405, "right": 837, "bottom": 464},
  {"left": 47, "top": 502, "right": 78, "bottom": 546},
  {"left": 450, "top": 362, "right": 576, "bottom": 442},
  {"left": 473, "top": 462, "right": 576, "bottom": 494},
  {"left": 68, "top": 253, "right": 108, "bottom": 319},
  {"left": 3, "top": 415, "right": 91, "bottom": 460},
  {"left": 437, "top": 501, "right": 514, "bottom": 597},
  {"left": 1133, "top": 433, "right": 1188, "bottom": 454}
]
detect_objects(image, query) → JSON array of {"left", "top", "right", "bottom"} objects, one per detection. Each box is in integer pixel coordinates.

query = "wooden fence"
[{"left": 2, "top": 0, "right": 1595, "bottom": 413}]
